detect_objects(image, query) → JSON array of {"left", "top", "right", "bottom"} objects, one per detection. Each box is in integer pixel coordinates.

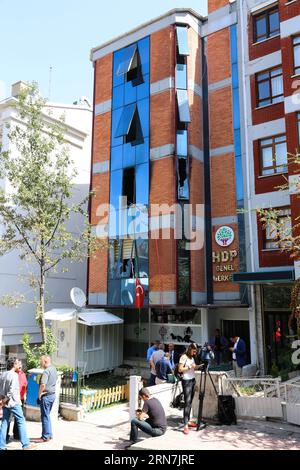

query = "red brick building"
[{"left": 87, "top": 1, "right": 300, "bottom": 372}]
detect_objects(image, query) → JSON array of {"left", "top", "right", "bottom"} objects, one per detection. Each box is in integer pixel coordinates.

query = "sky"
[{"left": 0, "top": 0, "right": 207, "bottom": 105}]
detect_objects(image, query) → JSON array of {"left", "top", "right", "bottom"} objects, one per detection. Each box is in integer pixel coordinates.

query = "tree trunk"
[{"left": 38, "top": 265, "right": 47, "bottom": 344}]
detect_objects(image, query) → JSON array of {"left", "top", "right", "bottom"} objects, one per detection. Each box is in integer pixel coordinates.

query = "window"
[
  {"left": 253, "top": 7, "right": 280, "bottom": 43},
  {"left": 176, "top": 26, "right": 189, "bottom": 56},
  {"left": 293, "top": 36, "right": 300, "bottom": 75},
  {"left": 177, "top": 89, "right": 191, "bottom": 123},
  {"left": 115, "top": 104, "right": 143, "bottom": 145},
  {"left": 263, "top": 208, "right": 292, "bottom": 250},
  {"left": 123, "top": 167, "right": 135, "bottom": 206},
  {"left": 85, "top": 325, "right": 102, "bottom": 351},
  {"left": 260, "top": 135, "right": 288, "bottom": 175},
  {"left": 177, "top": 130, "right": 188, "bottom": 156},
  {"left": 108, "top": 238, "right": 136, "bottom": 279},
  {"left": 256, "top": 67, "right": 283, "bottom": 107},
  {"left": 116, "top": 43, "right": 143, "bottom": 84},
  {"left": 177, "top": 157, "right": 189, "bottom": 200},
  {"left": 178, "top": 238, "right": 190, "bottom": 304},
  {"left": 176, "top": 63, "right": 187, "bottom": 89}
]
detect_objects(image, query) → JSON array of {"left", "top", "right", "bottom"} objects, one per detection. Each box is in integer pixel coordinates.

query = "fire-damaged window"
[
  {"left": 178, "top": 237, "right": 190, "bottom": 305},
  {"left": 176, "top": 130, "right": 189, "bottom": 200},
  {"left": 177, "top": 157, "right": 189, "bottom": 200},
  {"left": 108, "top": 238, "right": 136, "bottom": 280},
  {"left": 123, "top": 167, "right": 135, "bottom": 206}
]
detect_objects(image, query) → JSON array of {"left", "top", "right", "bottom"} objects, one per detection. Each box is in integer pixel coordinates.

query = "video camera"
[{"left": 198, "top": 342, "right": 215, "bottom": 364}]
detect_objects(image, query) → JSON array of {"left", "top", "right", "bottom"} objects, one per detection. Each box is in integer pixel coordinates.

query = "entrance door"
[
  {"left": 264, "top": 311, "right": 291, "bottom": 373},
  {"left": 221, "top": 320, "right": 251, "bottom": 364}
]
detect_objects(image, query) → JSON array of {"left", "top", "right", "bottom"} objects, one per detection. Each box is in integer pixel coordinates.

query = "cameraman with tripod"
[{"left": 178, "top": 343, "right": 201, "bottom": 435}]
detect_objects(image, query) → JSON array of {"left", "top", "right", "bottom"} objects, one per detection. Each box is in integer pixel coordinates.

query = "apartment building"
[{"left": 0, "top": 81, "right": 92, "bottom": 355}]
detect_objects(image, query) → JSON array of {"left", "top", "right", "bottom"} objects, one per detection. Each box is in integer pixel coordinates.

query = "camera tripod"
[{"left": 196, "top": 361, "right": 229, "bottom": 431}]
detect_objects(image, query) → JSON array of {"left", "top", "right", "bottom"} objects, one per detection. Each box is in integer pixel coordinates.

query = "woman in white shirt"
[{"left": 178, "top": 343, "right": 201, "bottom": 435}]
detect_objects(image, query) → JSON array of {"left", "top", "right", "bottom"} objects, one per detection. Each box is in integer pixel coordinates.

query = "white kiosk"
[{"left": 45, "top": 288, "right": 124, "bottom": 375}]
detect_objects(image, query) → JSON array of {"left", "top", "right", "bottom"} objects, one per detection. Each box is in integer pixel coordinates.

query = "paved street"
[{"left": 5, "top": 403, "right": 300, "bottom": 451}]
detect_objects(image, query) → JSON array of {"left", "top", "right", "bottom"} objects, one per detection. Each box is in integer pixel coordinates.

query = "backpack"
[
  {"left": 171, "top": 391, "right": 185, "bottom": 410},
  {"left": 174, "top": 363, "right": 183, "bottom": 380}
]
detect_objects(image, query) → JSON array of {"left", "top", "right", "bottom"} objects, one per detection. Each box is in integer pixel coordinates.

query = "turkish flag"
[{"left": 135, "top": 278, "right": 144, "bottom": 309}]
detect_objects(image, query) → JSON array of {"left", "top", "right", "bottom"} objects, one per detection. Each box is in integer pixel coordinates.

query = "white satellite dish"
[{"left": 70, "top": 287, "right": 87, "bottom": 309}]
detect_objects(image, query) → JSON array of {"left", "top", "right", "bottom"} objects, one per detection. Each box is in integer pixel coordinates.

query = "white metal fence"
[
  {"left": 223, "top": 377, "right": 283, "bottom": 418},
  {"left": 284, "top": 383, "right": 300, "bottom": 426}
]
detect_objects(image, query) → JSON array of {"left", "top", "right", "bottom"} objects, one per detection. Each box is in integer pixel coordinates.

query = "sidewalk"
[
  {"left": 5, "top": 403, "right": 300, "bottom": 451},
  {"left": 131, "top": 415, "right": 300, "bottom": 450}
]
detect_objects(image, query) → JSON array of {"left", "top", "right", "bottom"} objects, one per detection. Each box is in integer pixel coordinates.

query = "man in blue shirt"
[
  {"left": 155, "top": 353, "right": 173, "bottom": 385},
  {"left": 146, "top": 341, "right": 159, "bottom": 362}
]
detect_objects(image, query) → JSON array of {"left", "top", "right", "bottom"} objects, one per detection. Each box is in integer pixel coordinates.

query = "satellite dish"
[{"left": 70, "top": 287, "right": 87, "bottom": 308}]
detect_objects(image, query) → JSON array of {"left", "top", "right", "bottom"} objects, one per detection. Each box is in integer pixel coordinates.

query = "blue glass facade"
[
  {"left": 230, "top": 24, "right": 247, "bottom": 302},
  {"left": 108, "top": 37, "right": 150, "bottom": 306}
]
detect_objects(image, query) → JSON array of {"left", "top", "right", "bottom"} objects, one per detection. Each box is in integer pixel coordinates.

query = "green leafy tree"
[
  {"left": 0, "top": 83, "right": 99, "bottom": 347},
  {"left": 255, "top": 152, "right": 300, "bottom": 339}
]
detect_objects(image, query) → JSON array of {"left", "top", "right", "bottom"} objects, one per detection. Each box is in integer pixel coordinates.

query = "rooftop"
[{"left": 90, "top": 8, "right": 206, "bottom": 62}]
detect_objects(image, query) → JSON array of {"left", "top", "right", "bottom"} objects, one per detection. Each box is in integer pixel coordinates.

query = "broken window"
[
  {"left": 123, "top": 167, "right": 135, "bottom": 206},
  {"left": 177, "top": 156, "right": 189, "bottom": 200}
]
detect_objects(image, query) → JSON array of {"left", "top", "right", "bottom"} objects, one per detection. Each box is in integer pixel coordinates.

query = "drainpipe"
[{"left": 238, "top": 0, "right": 259, "bottom": 368}]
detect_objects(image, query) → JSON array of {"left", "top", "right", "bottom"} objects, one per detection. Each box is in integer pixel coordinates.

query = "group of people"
[
  {"left": 125, "top": 333, "right": 247, "bottom": 447},
  {"left": 210, "top": 329, "right": 247, "bottom": 375},
  {"left": 0, "top": 355, "right": 58, "bottom": 450}
]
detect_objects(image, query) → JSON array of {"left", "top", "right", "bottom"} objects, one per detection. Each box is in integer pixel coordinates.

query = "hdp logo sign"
[{"left": 215, "top": 226, "right": 235, "bottom": 247}]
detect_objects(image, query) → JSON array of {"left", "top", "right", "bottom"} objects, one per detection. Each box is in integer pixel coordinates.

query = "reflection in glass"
[
  {"left": 177, "top": 89, "right": 191, "bottom": 123},
  {"left": 176, "top": 63, "right": 187, "bottom": 89},
  {"left": 177, "top": 131, "right": 188, "bottom": 156},
  {"left": 176, "top": 26, "right": 189, "bottom": 56}
]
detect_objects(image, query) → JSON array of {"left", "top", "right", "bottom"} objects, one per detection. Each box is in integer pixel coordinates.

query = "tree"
[
  {"left": 256, "top": 154, "right": 300, "bottom": 340},
  {"left": 0, "top": 83, "right": 97, "bottom": 346}
]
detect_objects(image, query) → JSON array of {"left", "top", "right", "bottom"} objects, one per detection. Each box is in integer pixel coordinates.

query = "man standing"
[
  {"left": 35, "top": 355, "right": 58, "bottom": 443},
  {"left": 149, "top": 344, "right": 165, "bottom": 386},
  {"left": 210, "top": 329, "right": 228, "bottom": 365},
  {"left": 7, "top": 359, "right": 28, "bottom": 442},
  {"left": 0, "top": 357, "right": 35, "bottom": 450},
  {"left": 229, "top": 335, "right": 247, "bottom": 377},
  {"left": 146, "top": 340, "right": 159, "bottom": 362},
  {"left": 168, "top": 343, "right": 177, "bottom": 369},
  {"left": 125, "top": 388, "right": 166, "bottom": 449},
  {"left": 155, "top": 353, "right": 173, "bottom": 384}
]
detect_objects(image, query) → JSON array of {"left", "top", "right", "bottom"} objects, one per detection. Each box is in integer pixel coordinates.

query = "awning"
[
  {"left": 232, "top": 270, "right": 295, "bottom": 284},
  {"left": 44, "top": 309, "right": 76, "bottom": 322},
  {"left": 77, "top": 310, "right": 123, "bottom": 326}
]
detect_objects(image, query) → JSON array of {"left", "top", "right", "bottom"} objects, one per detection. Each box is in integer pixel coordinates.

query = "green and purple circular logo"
[{"left": 215, "top": 226, "right": 235, "bottom": 247}]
